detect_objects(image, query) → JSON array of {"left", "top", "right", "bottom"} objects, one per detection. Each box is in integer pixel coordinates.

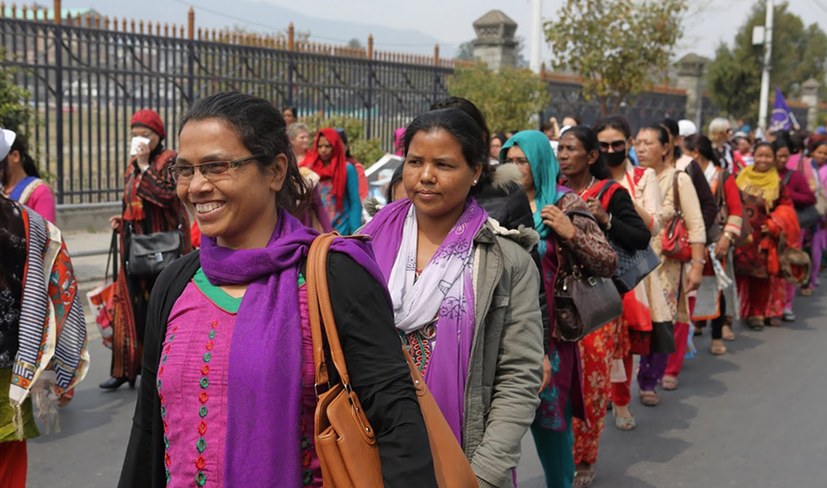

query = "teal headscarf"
[{"left": 500, "top": 130, "right": 563, "bottom": 249}]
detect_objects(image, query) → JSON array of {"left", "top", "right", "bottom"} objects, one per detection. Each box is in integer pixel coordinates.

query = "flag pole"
[{"left": 758, "top": 0, "right": 774, "bottom": 134}]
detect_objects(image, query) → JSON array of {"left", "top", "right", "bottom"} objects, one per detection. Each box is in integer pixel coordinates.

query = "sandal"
[
  {"left": 613, "top": 408, "right": 636, "bottom": 430},
  {"left": 662, "top": 375, "right": 678, "bottom": 390},
  {"left": 693, "top": 326, "right": 703, "bottom": 337},
  {"left": 640, "top": 390, "right": 659, "bottom": 406},
  {"left": 746, "top": 317, "right": 765, "bottom": 331},
  {"left": 801, "top": 287, "right": 813, "bottom": 297},
  {"left": 573, "top": 464, "right": 596, "bottom": 488},
  {"left": 722, "top": 324, "right": 736, "bottom": 341},
  {"left": 710, "top": 339, "right": 727, "bottom": 355}
]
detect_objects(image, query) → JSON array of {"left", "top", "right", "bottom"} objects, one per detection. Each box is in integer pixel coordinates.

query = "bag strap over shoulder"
[
  {"left": 672, "top": 170, "right": 683, "bottom": 217},
  {"left": 782, "top": 170, "right": 793, "bottom": 188},
  {"left": 307, "top": 232, "right": 354, "bottom": 394}
]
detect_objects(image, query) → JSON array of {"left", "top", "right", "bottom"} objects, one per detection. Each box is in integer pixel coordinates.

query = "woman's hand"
[
  {"left": 586, "top": 198, "right": 610, "bottom": 226},
  {"left": 109, "top": 215, "right": 122, "bottom": 232},
  {"left": 540, "top": 205, "right": 576, "bottom": 240},
  {"left": 687, "top": 262, "right": 704, "bottom": 291},
  {"left": 714, "top": 235, "right": 731, "bottom": 260},
  {"left": 135, "top": 142, "right": 151, "bottom": 171},
  {"left": 539, "top": 355, "right": 551, "bottom": 393}
]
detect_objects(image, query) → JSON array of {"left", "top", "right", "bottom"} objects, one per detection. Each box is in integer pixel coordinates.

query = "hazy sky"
[{"left": 260, "top": 0, "right": 827, "bottom": 60}]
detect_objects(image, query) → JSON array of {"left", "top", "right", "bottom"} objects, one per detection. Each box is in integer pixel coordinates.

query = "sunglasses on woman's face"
[{"left": 599, "top": 140, "right": 626, "bottom": 153}]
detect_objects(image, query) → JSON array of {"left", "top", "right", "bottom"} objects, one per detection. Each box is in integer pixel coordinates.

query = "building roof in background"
[{"left": 473, "top": 10, "right": 516, "bottom": 28}]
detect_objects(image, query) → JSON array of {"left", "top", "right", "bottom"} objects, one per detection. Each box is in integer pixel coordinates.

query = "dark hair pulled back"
[
  {"left": 403, "top": 108, "right": 487, "bottom": 195},
  {"left": 181, "top": 92, "right": 310, "bottom": 214}
]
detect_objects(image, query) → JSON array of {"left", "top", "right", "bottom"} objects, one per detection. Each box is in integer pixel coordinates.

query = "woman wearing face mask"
[
  {"left": 103, "top": 109, "right": 191, "bottom": 390},
  {"left": 301, "top": 128, "right": 363, "bottom": 234},
  {"left": 635, "top": 125, "right": 706, "bottom": 394},
  {"left": 683, "top": 134, "right": 744, "bottom": 354},
  {"left": 501, "top": 130, "right": 616, "bottom": 488},
  {"left": 734, "top": 142, "right": 800, "bottom": 330},
  {"left": 558, "top": 126, "right": 649, "bottom": 488},
  {"left": 363, "top": 109, "right": 544, "bottom": 487},
  {"left": 596, "top": 116, "right": 669, "bottom": 423},
  {"left": 0, "top": 131, "right": 56, "bottom": 223}
]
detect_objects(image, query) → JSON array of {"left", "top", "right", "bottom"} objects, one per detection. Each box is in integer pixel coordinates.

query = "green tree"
[
  {"left": 447, "top": 63, "right": 549, "bottom": 133},
  {"left": 0, "top": 64, "right": 32, "bottom": 132},
  {"left": 706, "top": 1, "right": 827, "bottom": 122},
  {"left": 545, "top": 0, "right": 688, "bottom": 116},
  {"left": 456, "top": 41, "right": 475, "bottom": 61}
]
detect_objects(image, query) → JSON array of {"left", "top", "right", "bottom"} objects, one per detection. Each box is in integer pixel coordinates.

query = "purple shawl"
[
  {"left": 200, "top": 209, "right": 385, "bottom": 486},
  {"left": 362, "top": 197, "right": 488, "bottom": 441}
]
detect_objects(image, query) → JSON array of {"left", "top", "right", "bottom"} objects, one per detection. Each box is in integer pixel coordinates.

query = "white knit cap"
[
  {"left": 678, "top": 120, "right": 697, "bottom": 137},
  {"left": 0, "top": 128, "right": 16, "bottom": 160}
]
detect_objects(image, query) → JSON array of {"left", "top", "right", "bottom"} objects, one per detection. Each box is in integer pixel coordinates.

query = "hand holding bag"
[
  {"left": 662, "top": 171, "right": 693, "bottom": 262},
  {"left": 307, "top": 233, "right": 477, "bottom": 488},
  {"left": 553, "top": 210, "right": 623, "bottom": 342}
]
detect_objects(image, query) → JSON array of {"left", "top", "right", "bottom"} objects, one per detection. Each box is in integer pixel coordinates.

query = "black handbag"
[
  {"left": 649, "top": 321, "right": 676, "bottom": 354},
  {"left": 593, "top": 181, "right": 660, "bottom": 293},
  {"left": 611, "top": 242, "right": 661, "bottom": 294},
  {"left": 126, "top": 226, "right": 183, "bottom": 278},
  {"left": 552, "top": 210, "right": 623, "bottom": 342}
]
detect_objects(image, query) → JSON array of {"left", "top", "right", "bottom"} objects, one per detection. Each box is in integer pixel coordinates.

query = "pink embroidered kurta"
[{"left": 158, "top": 279, "right": 321, "bottom": 487}]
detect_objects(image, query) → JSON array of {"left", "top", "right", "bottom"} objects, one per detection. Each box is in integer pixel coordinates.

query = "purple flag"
[{"left": 769, "top": 87, "right": 798, "bottom": 132}]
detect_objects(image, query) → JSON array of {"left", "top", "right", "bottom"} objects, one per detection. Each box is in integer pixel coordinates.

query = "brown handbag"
[
  {"left": 306, "top": 233, "right": 479, "bottom": 488},
  {"left": 552, "top": 210, "right": 623, "bottom": 342}
]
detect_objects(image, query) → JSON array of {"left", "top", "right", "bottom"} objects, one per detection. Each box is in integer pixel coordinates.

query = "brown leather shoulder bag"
[{"left": 307, "top": 233, "right": 478, "bottom": 488}]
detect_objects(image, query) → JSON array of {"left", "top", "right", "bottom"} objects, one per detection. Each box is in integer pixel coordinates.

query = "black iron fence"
[
  {"left": 0, "top": 13, "right": 452, "bottom": 204},
  {"left": 0, "top": 9, "right": 712, "bottom": 205},
  {"left": 540, "top": 75, "right": 688, "bottom": 129}
]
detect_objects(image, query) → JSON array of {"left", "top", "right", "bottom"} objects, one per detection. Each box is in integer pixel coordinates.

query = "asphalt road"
[{"left": 26, "top": 287, "right": 827, "bottom": 488}]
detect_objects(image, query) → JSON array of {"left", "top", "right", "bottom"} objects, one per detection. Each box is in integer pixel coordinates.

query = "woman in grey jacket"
[{"left": 362, "top": 108, "right": 544, "bottom": 488}]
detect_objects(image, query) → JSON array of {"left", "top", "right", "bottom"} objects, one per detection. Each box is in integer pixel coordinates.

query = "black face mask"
[{"left": 601, "top": 151, "right": 626, "bottom": 167}]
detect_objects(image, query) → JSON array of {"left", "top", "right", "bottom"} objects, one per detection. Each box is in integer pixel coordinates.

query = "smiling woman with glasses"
[{"left": 119, "top": 92, "right": 437, "bottom": 488}]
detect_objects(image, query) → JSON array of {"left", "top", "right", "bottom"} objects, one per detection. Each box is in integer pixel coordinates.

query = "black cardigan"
[
  {"left": 118, "top": 251, "right": 437, "bottom": 487},
  {"left": 603, "top": 187, "right": 651, "bottom": 252}
]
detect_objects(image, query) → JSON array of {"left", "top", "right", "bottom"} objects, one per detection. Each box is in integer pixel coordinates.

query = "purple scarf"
[
  {"left": 200, "top": 209, "right": 385, "bottom": 486},
  {"left": 362, "top": 197, "right": 488, "bottom": 441}
]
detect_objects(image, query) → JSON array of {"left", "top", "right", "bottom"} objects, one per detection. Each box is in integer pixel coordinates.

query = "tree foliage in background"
[
  {"left": 706, "top": 1, "right": 827, "bottom": 122},
  {"left": 0, "top": 63, "right": 32, "bottom": 132},
  {"left": 301, "top": 113, "right": 385, "bottom": 167},
  {"left": 447, "top": 63, "right": 549, "bottom": 133},
  {"left": 545, "top": 0, "right": 688, "bottom": 116}
]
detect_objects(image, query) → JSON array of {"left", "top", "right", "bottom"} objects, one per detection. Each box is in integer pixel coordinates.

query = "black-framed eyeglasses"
[
  {"left": 502, "top": 157, "right": 530, "bottom": 165},
  {"left": 168, "top": 154, "right": 262, "bottom": 183},
  {"left": 599, "top": 140, "right": 626, "bottom": 153}
]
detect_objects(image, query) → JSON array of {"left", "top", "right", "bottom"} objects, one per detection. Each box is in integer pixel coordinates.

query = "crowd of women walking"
[
  {"left": 105, "top": 93, "right": 824, "bottom": 488},
  {"left": 3, "top": 89, "right": 825, "bottom": 488}
]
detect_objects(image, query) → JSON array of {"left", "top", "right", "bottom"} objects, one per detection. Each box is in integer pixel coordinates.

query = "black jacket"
[
  {"left": 118, "top": 251, "right": 437, "bottom": 488},
  {"left": 475, "top": 164, "right": 534, "bottom": 231}
]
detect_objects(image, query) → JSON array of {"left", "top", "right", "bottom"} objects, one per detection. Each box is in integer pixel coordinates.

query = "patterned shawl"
[
  {"left": 362, "top": 197, "right": 488, "bottom": 442},
  {"left": 7, "top": 201, "right": 88, "bottom": 433}
]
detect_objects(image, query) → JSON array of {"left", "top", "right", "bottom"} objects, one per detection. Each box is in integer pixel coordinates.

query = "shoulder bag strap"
[
  {"left": 673, "top": 170, "right": 683, "bottom": 218},
  {"left": 307, "top": 232, "right": 353, "bottom": 393},
  {"left": 782, "top": 170, "right": 793, "bottom": 188}
]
